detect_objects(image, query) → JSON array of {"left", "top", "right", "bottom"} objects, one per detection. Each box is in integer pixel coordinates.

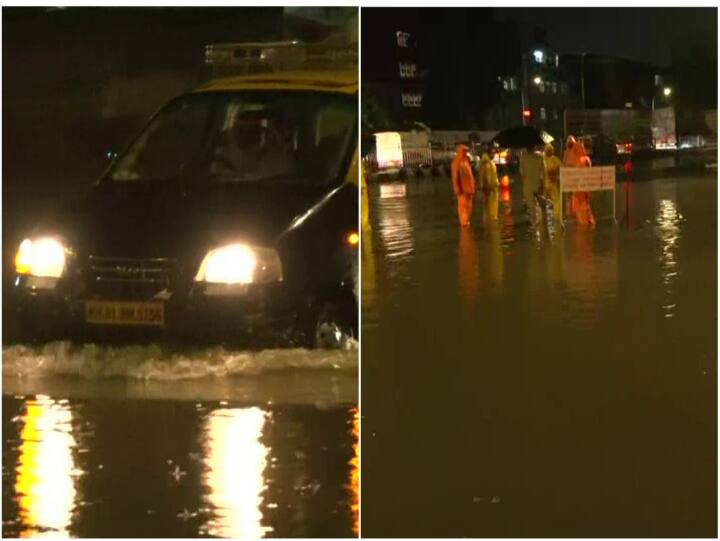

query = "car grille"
[{"left": 85, "top": 256, "right": 178, "bottom": 299}]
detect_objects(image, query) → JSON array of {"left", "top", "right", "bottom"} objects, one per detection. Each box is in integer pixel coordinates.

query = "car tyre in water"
[{"left": 306, "top": 296, "right": 356, "bottom": 350}]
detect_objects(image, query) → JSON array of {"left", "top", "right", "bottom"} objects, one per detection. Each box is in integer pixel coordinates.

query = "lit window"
[
  {"left": 399, "top": 63, "right": 417, "bottom": 79},
  {"left": 396, "top": 31, "right": 410, "bottom": 48},
  {"left": 401, "top": 93, "right": 422, "bottom": 108}
]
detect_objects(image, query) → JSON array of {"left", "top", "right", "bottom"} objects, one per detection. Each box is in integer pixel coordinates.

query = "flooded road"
[
  {"left": 2, "top": 343, "right": 357, "bottom": 538},
  {"left": 361, "top": 173, "right": 716, "bottom": 537}
]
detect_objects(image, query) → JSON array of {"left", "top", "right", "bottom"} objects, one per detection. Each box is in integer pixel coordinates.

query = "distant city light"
[
  {"left": 533, "top": 76, "right": 542, "bottom": 85},
  {"left": 533, "top": 49, "right": 544, "bottom": 63},
  {"left": 663, "top": 87, "right": 672, "bottom": 97}
]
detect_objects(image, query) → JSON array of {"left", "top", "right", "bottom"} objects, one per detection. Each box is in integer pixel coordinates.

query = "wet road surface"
[
  {"left": 2, "top": 342, "right": 357, "bottom": 538},
  {"left": 361, "top": 172, "right": 716, "bottom": 537}
]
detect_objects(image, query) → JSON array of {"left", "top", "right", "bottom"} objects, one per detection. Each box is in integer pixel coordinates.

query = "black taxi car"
[{"left": 10, "top": 42, "right": 358, "bottom": 348}]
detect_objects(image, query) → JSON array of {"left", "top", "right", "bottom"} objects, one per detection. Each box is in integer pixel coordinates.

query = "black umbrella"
[{"left": 492, "top": 125, "right": 554, "bottom": 149}]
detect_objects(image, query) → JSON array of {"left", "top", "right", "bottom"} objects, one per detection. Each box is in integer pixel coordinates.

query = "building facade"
[
  {"left": 488, "top": 43, "right": 574, "bottom": 143},
  {"left": 361, "top": 9, "right": 426, "bottom": 133}
]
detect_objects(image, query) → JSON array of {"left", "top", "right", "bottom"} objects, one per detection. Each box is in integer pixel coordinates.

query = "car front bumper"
[{"left": 8, "top": 274, "right": 305, "bottom": 343}]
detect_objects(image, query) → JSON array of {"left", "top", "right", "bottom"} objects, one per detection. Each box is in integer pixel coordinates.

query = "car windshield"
[{"left": 109, "top": 91, "right": 356, "bottom": 186}]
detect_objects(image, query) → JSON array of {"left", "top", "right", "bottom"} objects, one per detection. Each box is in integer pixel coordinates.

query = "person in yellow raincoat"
[
  {"left": 478, "top": 152, "right": 500, "bottom": 224},
  {"left": 361, "top": 161, "right": 371, "bottom": 231},
  {"left": 450, "top": 144, "right": 476, "bottom": 226},
  {"left": 543, "top": 143, "right": 562, "bottom": 221},
  {"left": 519, "top": 147, "right": 544, "bottom": 226}
]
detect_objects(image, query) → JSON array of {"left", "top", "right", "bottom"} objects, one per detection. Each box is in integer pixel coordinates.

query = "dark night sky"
[{"left": 496, "top": 7, "right": 717, "bottom": 67}]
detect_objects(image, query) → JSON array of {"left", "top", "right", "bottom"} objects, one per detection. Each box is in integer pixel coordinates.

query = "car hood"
[{"left": 76, "top": 180, "right": 328, "bottom": 259}]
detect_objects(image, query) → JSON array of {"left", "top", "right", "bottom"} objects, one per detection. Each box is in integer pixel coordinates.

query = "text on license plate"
[{"left": 85, "top": 301, "right": 164, "bottom": 326}]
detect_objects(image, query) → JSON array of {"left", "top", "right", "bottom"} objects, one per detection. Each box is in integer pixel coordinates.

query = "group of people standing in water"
[{"left": 450, "top": 135, "right": 596, "bottom": 227}]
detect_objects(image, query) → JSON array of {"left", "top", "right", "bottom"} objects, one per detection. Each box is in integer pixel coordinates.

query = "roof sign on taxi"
[{"left": 205, "top": 41, "right": 357, "bottom": 77}]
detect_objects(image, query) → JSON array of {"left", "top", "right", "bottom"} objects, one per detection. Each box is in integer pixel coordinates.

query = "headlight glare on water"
[
  {"left": 195, "top": 243, "right": 282, "bottom": 285},
  {"left": 14, "top": 237, "right": 67, "bottom": 278}
]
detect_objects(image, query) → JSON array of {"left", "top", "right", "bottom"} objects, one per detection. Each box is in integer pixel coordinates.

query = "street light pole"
[
  {"left": 521, "top": 53, "right": 529, "bottom": 125},
  {"left": 651, "top": 87, "right": 673, "bottom": 149}
]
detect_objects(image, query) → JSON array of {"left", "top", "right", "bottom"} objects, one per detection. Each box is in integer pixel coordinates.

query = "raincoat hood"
[
  {"left": 455, "top": 144, "right": 469, "bottom": 157},
  {"left": 574, "top": 141, "right": 588, "bottom": 160}
]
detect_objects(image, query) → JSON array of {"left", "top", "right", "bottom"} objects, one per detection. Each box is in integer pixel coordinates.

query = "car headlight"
[
  {"left": 14, "top": 237, "right": 68, "bottom": 278},
  {"left": 194, "top": 243, "right": 283, "bottom": 284}
]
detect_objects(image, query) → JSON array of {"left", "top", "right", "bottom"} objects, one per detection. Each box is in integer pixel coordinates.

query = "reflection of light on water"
[
  {"left": 349, "top": 408, "right": 359, "bottom": 536},
  {"left": 500, "top": 194, "right": 515, "bottom": 250},
  {"left": 15, "top": 396, "right": 79, "bottom": 538},
  {"left": 458, "top": 227, "right": 479, "bottom": 305},
  {"left": 203, "top": 407, "right": 272, "bottom": 538},
  {"left": 379, "top": 183, "right": 406, "bottom": 199},
  {"left": 656, "top": 198, "right": 682, "bottom": 318},
  {"left": 562, "top": 227, "right": 619, "bottom": 330},
  {"left": 377, "top": 184, "right": 414, "bottom": 261}
]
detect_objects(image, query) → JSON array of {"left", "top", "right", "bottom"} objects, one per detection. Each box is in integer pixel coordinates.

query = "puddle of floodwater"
[
  {"left": 1, "top": 335, "right": 358, "bottom": 537},
  {"left": 361, "top": 174, "right": 717, "bottom": 537},
  {"left": 2, "top": 394, "right": 358, "bottom": 538}
]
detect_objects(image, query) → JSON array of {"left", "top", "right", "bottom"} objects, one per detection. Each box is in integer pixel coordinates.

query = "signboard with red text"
[{"left": 560, "top": 166, "right": 615, "bottom": 192}]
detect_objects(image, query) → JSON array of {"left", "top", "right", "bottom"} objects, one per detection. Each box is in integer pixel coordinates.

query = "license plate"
[{"left": 85, "top": 301, "right": 164, "bottom": 326}]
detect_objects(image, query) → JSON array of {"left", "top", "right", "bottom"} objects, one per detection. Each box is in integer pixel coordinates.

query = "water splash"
[{"left": 2, "top": 340, "right": 358, "bottom": 381}]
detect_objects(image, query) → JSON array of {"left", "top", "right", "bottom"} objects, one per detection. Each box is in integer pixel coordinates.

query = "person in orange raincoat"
[
  {"left": 572, "top": 140, "right": 595, "bottom": 226},
  {"left": 563, "top": 136, "right": 595, "bottom": 226},
  {"left": 562, "top": 136, "right": 577, "bottom": 218},
  {"left": 562, "top": 135, "right": 577, "bottom": 167},
  {"left": 451, "top": 144, "right": 476, "bottom": 226}
]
